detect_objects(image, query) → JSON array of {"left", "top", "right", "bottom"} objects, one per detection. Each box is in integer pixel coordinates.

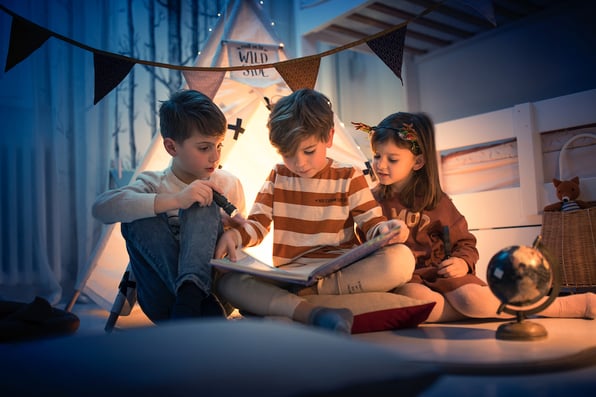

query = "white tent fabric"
[{"left": 77, "top": 0, "right": 371, "bottom": 312}]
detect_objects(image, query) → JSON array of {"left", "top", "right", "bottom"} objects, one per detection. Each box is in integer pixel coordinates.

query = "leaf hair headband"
[{"left": 351, "top": 121, "right": 421, "bottom": 154}]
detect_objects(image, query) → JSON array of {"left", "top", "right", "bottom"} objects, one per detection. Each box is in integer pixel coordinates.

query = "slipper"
[{"left": 0, "top": 296, "right": 80, "bottom": 343}]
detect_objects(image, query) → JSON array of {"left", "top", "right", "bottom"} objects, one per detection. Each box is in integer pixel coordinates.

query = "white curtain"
[{"left": 0, "top": 0, "right": 112, "bottom": 304}]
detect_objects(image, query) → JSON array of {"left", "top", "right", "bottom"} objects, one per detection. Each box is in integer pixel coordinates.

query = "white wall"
[
  {"left": 294, "top": 0, "right": 596, "bottom": 126},
  {"left": 316, "top": 45, "right": 408, "bottom": 158},
  {"left": 411, "top": 0, "right": 596, "bottom": 123}
]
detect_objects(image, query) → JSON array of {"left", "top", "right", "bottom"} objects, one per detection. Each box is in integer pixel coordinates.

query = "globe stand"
[
  {"left": 489, "top": 236, "right": 561, "bottom": 342},
  {"left": 495, "top": 310, "right": 547, "bottom": 341}
]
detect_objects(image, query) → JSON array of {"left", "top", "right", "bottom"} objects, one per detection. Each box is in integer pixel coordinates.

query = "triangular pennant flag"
[
  {"left": 182, "top": 70, "right": 226, "bottom": 99},
  {"left": 455, "top": 0, "right": 497, "bottom": 27},
  {"left": 93, "top": 53, "right": 136, "bottom": 105},
  {"left": 275, "top": 57, "right": 320, "bottom": 92},
  {"left": 367, "top": 26, "right": 407, "bottom": 85},
  {"left": 5, "top": 16, "right": 52, "bottom": 72}
]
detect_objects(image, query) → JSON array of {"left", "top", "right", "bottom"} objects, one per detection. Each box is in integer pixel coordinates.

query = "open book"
[{"left": 210, "top": 225, "right": 401, "bottom": 286}]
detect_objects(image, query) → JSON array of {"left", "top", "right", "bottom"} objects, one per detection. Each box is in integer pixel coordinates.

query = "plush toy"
[{"left": 544, "top": 176, "right": 588, "bottom": 212}]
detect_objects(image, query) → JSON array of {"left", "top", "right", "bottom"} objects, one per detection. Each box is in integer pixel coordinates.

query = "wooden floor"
[
  {"left": 63, "top": 297, "right": 596, "bottom": 396},
  {"left": 2, "top": 297, "right": 595, "bottom": 396}
]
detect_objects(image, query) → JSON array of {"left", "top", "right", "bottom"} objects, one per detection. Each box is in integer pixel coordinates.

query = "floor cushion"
[{"left": 304, "top": 292, "right": 435, "bottom": 334}]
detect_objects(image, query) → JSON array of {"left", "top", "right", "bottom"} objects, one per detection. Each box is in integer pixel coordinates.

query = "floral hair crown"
[{"left": 351, "top": 121, "right": 420, "bottom": 154}]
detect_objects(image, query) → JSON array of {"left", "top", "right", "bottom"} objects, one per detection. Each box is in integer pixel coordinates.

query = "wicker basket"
[
  {"left": 541, "top": 207, "right": 596, "bottom": 287},
  {"left": 540, "top": 133, "right": 596, "bottom": 289}
]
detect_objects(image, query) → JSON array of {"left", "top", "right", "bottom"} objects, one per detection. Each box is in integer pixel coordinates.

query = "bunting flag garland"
[
  {"left": 275, "top": 57, "right": 321, "bottom": 92},
  {"left": 0, "top": 1, "right": 477, "bottom": 104},
  {"left": 5, "top": 15, "right": 52, "bottom": 72},
  {"left": 366, "top": 26, "right": 407, "bottom": 85},
  {"left": 93, "top": 53, "right": 136, "bottom": 105},
  {"left": 182, "top": 70, "right": 226, "bottom": 100}
]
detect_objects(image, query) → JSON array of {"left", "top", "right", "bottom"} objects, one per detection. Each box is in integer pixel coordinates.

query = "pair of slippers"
[{"left": 0, "top": 296, "right": 80, "bottom": 343}]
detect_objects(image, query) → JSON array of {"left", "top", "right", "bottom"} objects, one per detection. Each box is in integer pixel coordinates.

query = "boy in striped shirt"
[{"left": 215, "top": 89, "right": 415, "bottom": 333}]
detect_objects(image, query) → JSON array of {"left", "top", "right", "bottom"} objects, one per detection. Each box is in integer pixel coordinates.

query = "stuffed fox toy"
[{"left": 544, "top": 176, "right": 588, "bottom": 212}]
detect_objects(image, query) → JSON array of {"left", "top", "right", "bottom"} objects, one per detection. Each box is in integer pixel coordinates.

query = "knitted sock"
[
  {"left": 541, "top": 292, "right": 595, "bottom": 319},
  {"left": 562, "top": 292, "right": 595, "bottom": 319},
  {"left": 307, "top": 307, "right": 354, "bottom": 334},
  {"left": 171, "top": 281, "right": 208, "bottom": 319}
]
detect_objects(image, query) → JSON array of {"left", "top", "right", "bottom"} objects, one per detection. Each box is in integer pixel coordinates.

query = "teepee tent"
[
  {"left": 185, "top": 0, "right": 373, "bottom": 262},
  {"left": 69, "top": 0, "right": 372, "bottom": 312}
]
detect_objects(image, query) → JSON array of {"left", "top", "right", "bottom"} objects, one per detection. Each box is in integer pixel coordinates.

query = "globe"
[
  {"left": 486, "top": 245, "right": 553, "bottom": 307},
  {"left": 485, "top": 240, "right": 560, "bottom": 341}
]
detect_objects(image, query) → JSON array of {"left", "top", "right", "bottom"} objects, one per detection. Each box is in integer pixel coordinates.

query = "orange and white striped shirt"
[{"left": 236, "top": 159, "right": 387, "bottom": 267}]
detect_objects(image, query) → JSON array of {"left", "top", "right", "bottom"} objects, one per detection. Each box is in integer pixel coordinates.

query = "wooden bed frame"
[{"left": 435, "top": 88, "right": 596, "bottom": 281}]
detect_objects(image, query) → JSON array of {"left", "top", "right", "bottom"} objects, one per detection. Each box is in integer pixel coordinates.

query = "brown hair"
[
  {"left": 370, "top": 112, "right": 443, "bottom": 211},
  {"left": 267, "top": 88, "right": 334, "bottom": 156},
  {"left": 159, "top": 90, "right": 226, "bottom": 143}
]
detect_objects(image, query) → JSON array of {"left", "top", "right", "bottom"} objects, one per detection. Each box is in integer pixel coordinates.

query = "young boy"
[
  {"left": 213, "top": 88, "right": 415, "bottom": 333},
  {"left": 92, "top": 89, "right": 246, "bottom": 323}
]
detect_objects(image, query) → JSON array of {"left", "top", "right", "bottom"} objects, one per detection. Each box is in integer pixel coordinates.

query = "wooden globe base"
[{"left": 496, "top": 319, "right": 547, "bottom": 341}]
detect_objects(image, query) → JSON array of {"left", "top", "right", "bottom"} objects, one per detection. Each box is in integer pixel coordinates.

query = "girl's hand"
[
  {"left": 379, "top": 219, "right": 409, "bottom": 244},
  {"left": 437, "top": 256, "right": 468, "bottom": 278}
]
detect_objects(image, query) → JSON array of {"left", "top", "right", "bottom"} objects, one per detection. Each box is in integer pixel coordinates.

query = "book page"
[
  {"left": 211, "top": 253, "right": 318, "bottom": 284},
  {"left": 211, "top": 224, "right": 401, "bottom": 285},
  {"left": 309, "top": 224, "right": 402, "bottom": 278}
]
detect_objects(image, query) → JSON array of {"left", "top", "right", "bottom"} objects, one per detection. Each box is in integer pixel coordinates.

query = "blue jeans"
[{"left": 121, "top": 203, "right": 223, "bottom": 322}]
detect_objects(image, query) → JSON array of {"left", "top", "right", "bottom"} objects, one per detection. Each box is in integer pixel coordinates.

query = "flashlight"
[{"left": 212, "top": 190, "right": 238, "bottom": 217}]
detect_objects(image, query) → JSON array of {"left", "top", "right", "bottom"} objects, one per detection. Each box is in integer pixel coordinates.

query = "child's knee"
[
  {"left": 216, "top": 272, "right": 249, "bottom": 293},
  {"left": 382, "top": 244, "right": 416, "bottom": 286}
]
